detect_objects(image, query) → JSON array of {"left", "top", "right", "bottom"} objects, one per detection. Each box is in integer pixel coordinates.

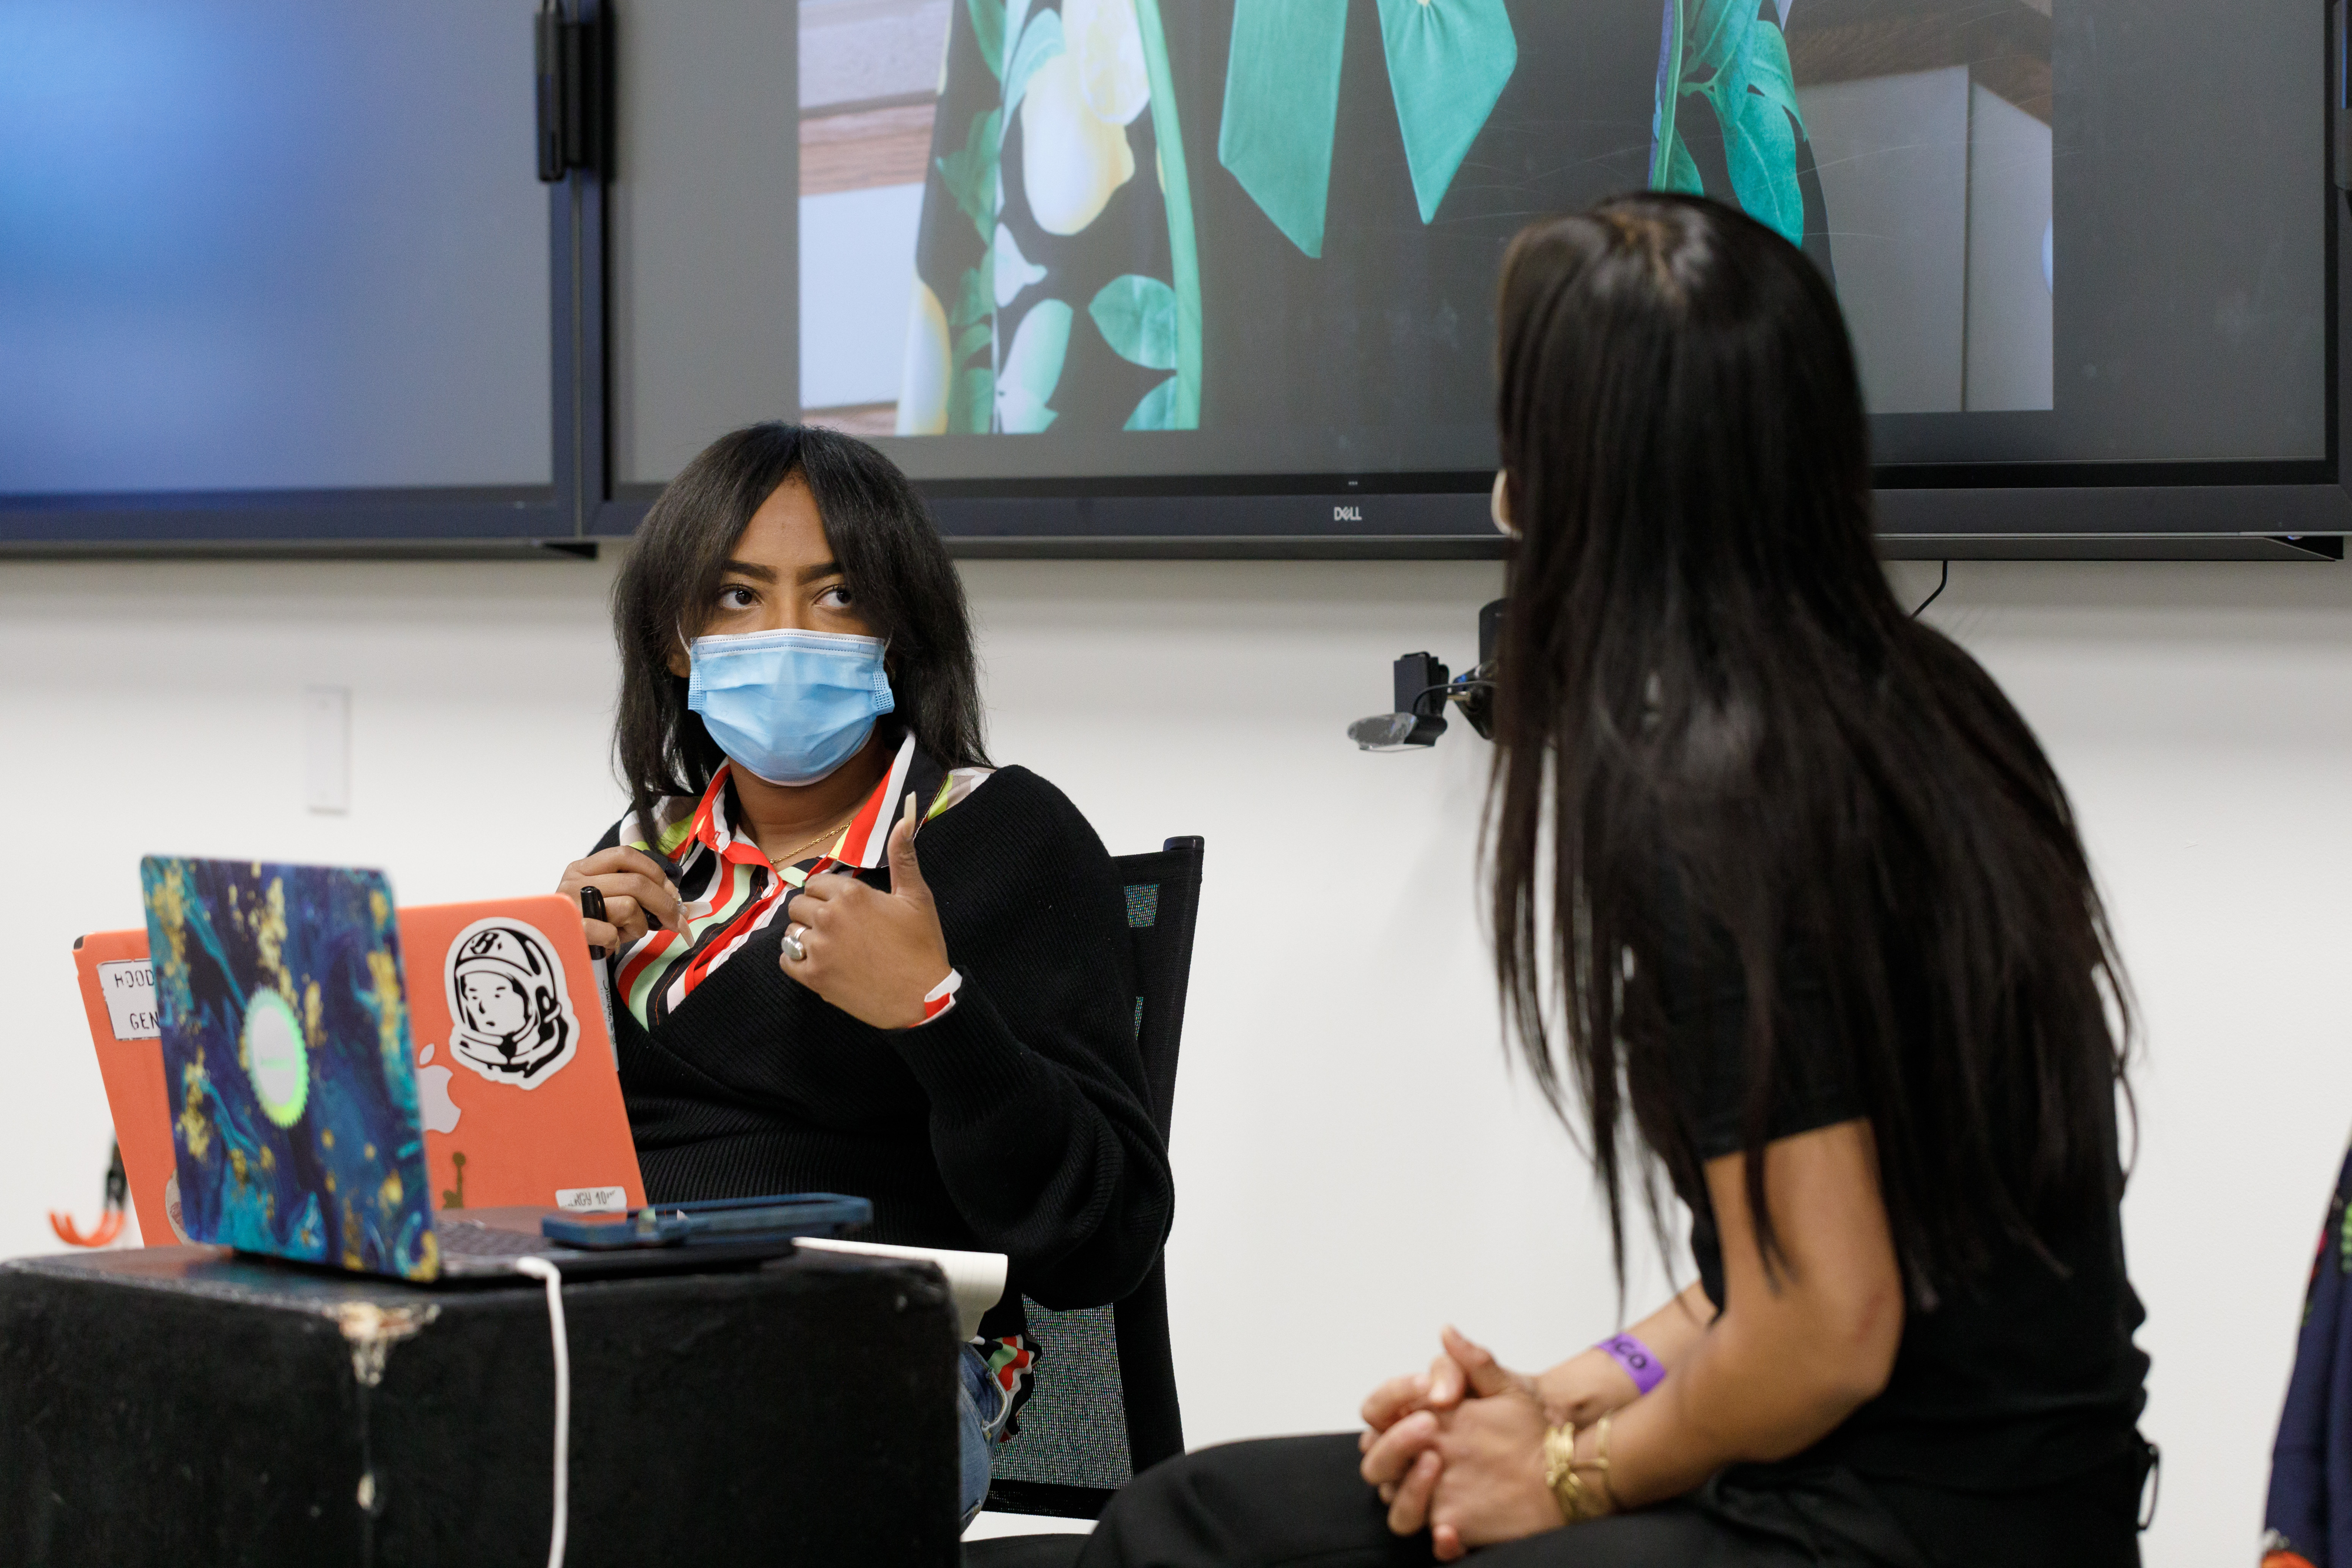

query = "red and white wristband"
[{"left": 915, "top": 968, "right": 964, "bottom": 1026}]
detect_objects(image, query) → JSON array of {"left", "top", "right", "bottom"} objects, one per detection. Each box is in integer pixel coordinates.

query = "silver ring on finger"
[{"left": 781, "top": 924, "right": 808, "bottom": 963}]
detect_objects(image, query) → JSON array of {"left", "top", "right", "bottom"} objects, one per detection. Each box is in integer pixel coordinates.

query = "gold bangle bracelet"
[
  {"left": 1579, "top": 1414, "right": 1615, "bottom": 1513},
  {"left": 1541, "top": 1422, "right": 1602, "bottom": 1524}
]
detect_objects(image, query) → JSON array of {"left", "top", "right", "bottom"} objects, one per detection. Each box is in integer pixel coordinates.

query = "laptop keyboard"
[{"left": 436, "top": 1220, "right": 551, "bottom": 1259}]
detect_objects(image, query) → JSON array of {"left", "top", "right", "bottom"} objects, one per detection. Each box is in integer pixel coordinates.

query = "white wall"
[{"left": 3, "top": 552, "right": 2349, "bottom": 1566}]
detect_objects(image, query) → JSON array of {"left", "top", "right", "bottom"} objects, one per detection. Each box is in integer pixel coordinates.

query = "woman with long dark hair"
[
  {"left": 555, "top": 423, "right": 1172, "bottom": 1525},
  {"left": 1070, "top": 196, "right": 2149, "bottom": 1566}
]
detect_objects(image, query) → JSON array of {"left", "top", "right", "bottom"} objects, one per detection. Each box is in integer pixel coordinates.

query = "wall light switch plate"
[{"left": 303, "top": 686, "right": 350, "bottom": 814}]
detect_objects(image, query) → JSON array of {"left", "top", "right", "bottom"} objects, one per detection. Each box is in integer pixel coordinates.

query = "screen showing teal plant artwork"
[{"left": 794, "top": 0, "right": 2320, "bottom": 477}]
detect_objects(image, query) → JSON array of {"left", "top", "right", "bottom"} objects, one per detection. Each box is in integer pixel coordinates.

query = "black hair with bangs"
[{"left": 610, "top": 423, "right": 988, "bottom": 843}]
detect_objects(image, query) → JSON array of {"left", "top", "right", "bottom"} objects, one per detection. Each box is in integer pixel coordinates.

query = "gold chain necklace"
[{"left": 768, "top": 811, "right": 860, "bottom": 870}]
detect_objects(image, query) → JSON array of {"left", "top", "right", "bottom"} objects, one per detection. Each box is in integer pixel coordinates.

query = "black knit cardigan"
[{"left": 592, "top": 765, "right": 1175, "bottom": 1333}]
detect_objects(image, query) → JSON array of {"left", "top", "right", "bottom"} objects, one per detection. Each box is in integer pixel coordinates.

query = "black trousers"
[{"left": 1070, "top": 1435, "right": 2145, "bottom": 1568}]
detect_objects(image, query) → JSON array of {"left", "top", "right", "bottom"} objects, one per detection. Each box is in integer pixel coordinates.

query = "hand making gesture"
[{"left": 779, "top": 791, "right": 954, "bottom": 1030}]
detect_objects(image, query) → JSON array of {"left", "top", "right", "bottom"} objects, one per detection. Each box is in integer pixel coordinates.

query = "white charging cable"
[{"left": 511, "top": 1256, "right": 570, "bottom": 1568}]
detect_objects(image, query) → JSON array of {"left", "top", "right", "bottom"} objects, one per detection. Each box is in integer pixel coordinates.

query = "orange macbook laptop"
[{"left": 75, "top": 892, "right": 645, "bottom": 1246}]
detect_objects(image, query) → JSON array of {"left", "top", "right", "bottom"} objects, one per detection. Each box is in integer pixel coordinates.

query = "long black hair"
[
  {"left": 1488, "top": 195, "right": 2131, "bottom": 1298},
  {"left": 611, "top": 423, "right": 988, "bottom": 843}
]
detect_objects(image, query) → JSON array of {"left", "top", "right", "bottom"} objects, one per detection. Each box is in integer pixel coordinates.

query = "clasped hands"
[{"left": 1358, "top": 1326, "right": 1611, "bottom": 1562}]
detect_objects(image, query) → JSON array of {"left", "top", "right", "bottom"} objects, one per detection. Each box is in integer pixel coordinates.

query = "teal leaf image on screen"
[
  {"left": 996, "top": 299, "right": 1073, "bottom": 432},
  {"left": 1376, "top": 0, "right": 1518, "bottom": 224},
  {"left": 951, "top": 365, "right": 995, "bottom": 434},
  {"left": 968, "top": 0, "right": 1006, "bottom": 79},
  {"left": 1651, "top": 0, "right": 1808, "bottom": 245},
  {"left": 1004, "top": 5, "right": 1066, "bottom": 116},
  {"left": 1090, "top": 274, "right": 1180, "bottom": 371},
  {"left": 1719, "top": 20, "right": 1802, "bottom": 239},
  {"left": 937, "top": 108, "right": 1005, "bottom": 246},
  {"left": 1659, "top": 123, "right": 1705, "bottom": 195},
  {"left": 1125, "top": 376, "right": 1181, "bottom": 430},
  {"left": 1217, "top": 4, "right": 1347, "bottom": 258},
  {"left": 952, "top": 258, "right": 994, "bottom": 330},
  {"left": 1219, "top": 0, "right": 1516, "bottom": 258},
  {"left": 928, "top": 0, "right": 1200, "bottom": 431},
  {"left": 994, "top": 225, "right": 1048, "bottom": 307},
  {"left": 948, "top": 256, "right": 998, "bottom": 432},
  {"left": 1132, "top": 0, "right": 1202, "bottom": 428}
]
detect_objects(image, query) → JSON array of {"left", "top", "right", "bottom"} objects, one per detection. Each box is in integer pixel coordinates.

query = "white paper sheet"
[{"left": 793, "top": 1236, "right": 1009, "bottom": 1340}]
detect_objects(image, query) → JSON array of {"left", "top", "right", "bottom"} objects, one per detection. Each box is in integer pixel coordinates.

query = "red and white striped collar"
[{"left": 684, "top": 730, "right": 919, "bottom": 874}]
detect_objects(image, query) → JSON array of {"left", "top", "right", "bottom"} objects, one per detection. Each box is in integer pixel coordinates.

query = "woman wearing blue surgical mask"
[{"left": 554, "top": 423, "right": 1172, "bottom": 1526}]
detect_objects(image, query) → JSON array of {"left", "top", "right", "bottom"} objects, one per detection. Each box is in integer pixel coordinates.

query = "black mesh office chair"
[{"left": 967, "top": 836, "right": 1202, "bottom": 1557}]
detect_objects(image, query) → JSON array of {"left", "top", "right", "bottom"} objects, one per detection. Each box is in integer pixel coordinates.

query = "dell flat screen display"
[{"left": 790, "top": 0, "right": 2326, "bottom": 492}]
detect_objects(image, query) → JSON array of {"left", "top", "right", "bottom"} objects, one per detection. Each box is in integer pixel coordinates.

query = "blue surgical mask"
[{"left": 686, "top": 628, "right": 896, "bottom": 787}]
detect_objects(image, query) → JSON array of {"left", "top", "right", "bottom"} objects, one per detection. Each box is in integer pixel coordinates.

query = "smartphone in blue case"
[{"left": 540, "top": 1192, "right": 871, "bottom": 1250}]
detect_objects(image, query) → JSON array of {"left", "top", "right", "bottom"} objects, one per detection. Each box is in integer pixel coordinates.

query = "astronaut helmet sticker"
[{"left": 444, "top": 918, "right": 577, "bottom": 1089}]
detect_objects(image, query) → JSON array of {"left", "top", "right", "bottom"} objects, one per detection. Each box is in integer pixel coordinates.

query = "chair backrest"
[{"left": 985, "top": 836, "right": 1203, "bottom": 1520}]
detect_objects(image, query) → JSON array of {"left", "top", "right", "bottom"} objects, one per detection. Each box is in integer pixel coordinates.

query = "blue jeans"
[{"left": 958, "top": 1343, "right": 1010, "bottom": 1526}]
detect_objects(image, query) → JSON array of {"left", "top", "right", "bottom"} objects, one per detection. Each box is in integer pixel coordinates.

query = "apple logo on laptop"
[{"left": 415, "top": 1042, "right": 463, "bottom": 1135}]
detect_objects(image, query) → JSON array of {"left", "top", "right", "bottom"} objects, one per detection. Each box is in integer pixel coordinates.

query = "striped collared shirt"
[{"left": 610, "top": 731, "right": 990, "bottom": 1031}]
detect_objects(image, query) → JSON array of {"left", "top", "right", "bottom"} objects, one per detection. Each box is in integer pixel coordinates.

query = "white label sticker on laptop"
[
  {"left": 445, "top": 917, "right": 579, "bottom": 1089},
  {"left": 96, "top": 961, "right": 161, "bottom": 1041},
  {"left": 554, "top": 1186, "right": 629, "bottom": 1213}
]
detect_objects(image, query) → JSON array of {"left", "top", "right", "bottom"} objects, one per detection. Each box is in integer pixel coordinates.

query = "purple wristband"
[{"left": 1595, "top": 1333, "right": 1666, "bottom": 1395}]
